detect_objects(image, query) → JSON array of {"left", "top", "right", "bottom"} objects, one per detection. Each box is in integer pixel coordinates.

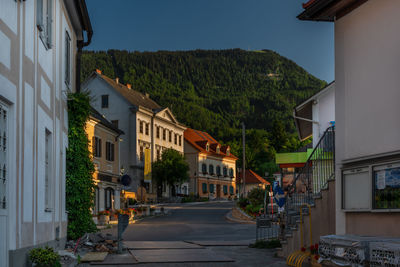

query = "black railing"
[{"left": 286, "top": 126, "right": 335, "bottom": 214}]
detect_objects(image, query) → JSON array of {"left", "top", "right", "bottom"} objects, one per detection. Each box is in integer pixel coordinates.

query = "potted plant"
[
  {"left": 29, "top": 246, "right": 60, "bottom": 267},
  {"left": 98, "top": 210, "right": 110, "bottom": 225},
  {"left": 115, "top": 209, "right": 130, "bottom": 225}
]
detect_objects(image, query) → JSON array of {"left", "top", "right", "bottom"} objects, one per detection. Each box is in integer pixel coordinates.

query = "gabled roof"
[
  {"left": 89, "top": 106, "right": 124, "bottom": 135},
  {"left": 184, "top": 128, "right": 237, "bottom": 160},
  {"left": 237, "top": 169, "right": 270, "bottom": 185},
  {"left": 297, "top": 0, "right": 369, "bottom": 21},
  {"left": 91, "top": 71, "right": 161, "bottom": 111}
]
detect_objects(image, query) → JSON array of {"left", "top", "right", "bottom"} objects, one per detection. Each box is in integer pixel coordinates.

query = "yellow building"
[
  {"left": 86, "top": 107, "right": 124, "bottom": 214},
  {"left": 184, "top": 128, "right": 237, "bottom": 199}
]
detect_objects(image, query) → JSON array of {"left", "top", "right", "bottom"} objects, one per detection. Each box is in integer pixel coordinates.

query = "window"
[
  {"left": 64, "top": 31, "right": 71, "bottom": 86},
  {"left": 139, "top": 146, "right": 144, "bottom": 161},
  {"left": 139, "top": 121, "right": 143, "bottom": 133},
  {"left": 163, "top": 129, "right": 166, "bottom": 140},
  {"left": 229, "top": 168, "right": 234, "bottom": 177},
  {"left": 202, "top": 183, "right": 207, "bottom": 193},
  {"left": 179, "top": 135, "right": 182, "bottom": 146},
  {"left": 229, "top": 186, "right": 234, "bottom": 195},
  {"left": 169, "top": 131, "right": 172, "bottom": 142},
  {"left": 174, "top": 133, "right": 177, "bottom": 145},
  {"left": 111, "top": 120, "right": 118, "bottom": 128},
  {"left": 342, "top": 167, "right": 370, "bottom": 210},
  {"left": 93, "top": 137, "right": 102, "bottom": 158},
  {"left": 157, "top": 149, "right": 160, "bottom": 160},
  {"left": 106, "top": 141, "right": 115, "bottom": 161},
  {"left": 209, "top": 164, "right": 214, "bottom": 175},
  {"left": 202, "top": 163, "right": 207, "bottom": 174},
  {"left": 37, "top": 0, "right": 52, "bottom": 49},
  {"left": 216, "top": 166, "right": 221, "bottom": 176},
  {"left": 216, "top": 146, "right": 220, "bottom": 154},
  {"left": 101, "top": 95, "right": 109, "bottom": 108},
  {"left": 223, "top": 185, "right": 228, "bottom": 195},
  {"left": 373, "top": 163, "right": 400, "bottom": 209},
  {"left": 93, "top": 187, "right": 99, "bottom": 215},
  {"left": 0, "top": 103, "right": 8, "bottom": 209},
  {"left": 156, "top": 127, "right": 160, "bottom": 138},
  {"left": 223, "top": 167, "right": 228, "bottom": 177},
  {"left": 209, "top": 184, "right": 215, "bottom": 193},
  {"left": 45, "top": 129, "right": 52, "bottom": 210},
  {"left": 206, "top": 143, "right": 209, "bottom": 151},
  {"left": 145, "top": 123, "right": 149, "bottom": 135},
  {"left": 105, "top": 187, "right": 114, "bottom": 210}
]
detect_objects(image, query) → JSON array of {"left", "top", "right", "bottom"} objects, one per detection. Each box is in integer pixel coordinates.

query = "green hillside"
[{"left": 81, "top": 49, "right": 326, "bottom": 176}]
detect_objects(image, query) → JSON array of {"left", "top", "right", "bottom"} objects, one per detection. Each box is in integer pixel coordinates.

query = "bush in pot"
[{"left": 29, "top": 246, "right": 60, "bottom": 267}]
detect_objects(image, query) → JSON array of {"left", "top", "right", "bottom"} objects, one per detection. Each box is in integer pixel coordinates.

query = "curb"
[{"left": 225, "top": 210, "right": 256, "bottom": 224}]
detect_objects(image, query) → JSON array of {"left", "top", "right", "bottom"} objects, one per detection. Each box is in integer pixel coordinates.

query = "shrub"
[
  {"left": 247, "top": 187, "right": 266, "bottom": 206},
  {"left": 237, "top": 197, "right": 249, "bottom": 208},
  {"left": 66, "top": 93, "right": 96, "bottom": 239},
  {"left": 29, "top": 246, "right": 61, "bottom": 267}
]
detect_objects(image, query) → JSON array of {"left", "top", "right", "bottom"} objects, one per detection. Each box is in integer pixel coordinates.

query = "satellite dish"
[{"left": 121, "top": 175, "right": 132, "bottom": 186}]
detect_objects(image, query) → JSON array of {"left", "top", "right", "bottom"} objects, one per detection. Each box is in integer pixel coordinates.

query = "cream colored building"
[
  {"left": 82, "top": 71, "right": 186, "bottom": 200},
  {"left": 184, "top": 128, "right": 237, "bottom": 199},
  {"left": 0, "top": 0, "right": 92, "bottom": 266},
  {"left": 86, "top": 107, "right": 124, "bottom": 214}
]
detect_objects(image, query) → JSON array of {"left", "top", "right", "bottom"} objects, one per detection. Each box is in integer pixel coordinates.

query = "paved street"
[{"left": 92, "top": 201, "right": 287, "bottom": 266}]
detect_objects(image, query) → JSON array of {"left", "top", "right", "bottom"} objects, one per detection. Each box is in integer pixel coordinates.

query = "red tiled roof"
[
  {"left": 184, "top": 128, "right": 237, "bottom": 160},
  {"left": 302, "top": 0, "right": 316, "bottom": 9},
  {"left": 237, "top": 169, "right": 270, "bottom": 185}
]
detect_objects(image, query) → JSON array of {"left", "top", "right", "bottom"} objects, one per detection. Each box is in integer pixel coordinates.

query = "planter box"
[{"left": 98, "top": 215, "right": 110, "bottom": 225}]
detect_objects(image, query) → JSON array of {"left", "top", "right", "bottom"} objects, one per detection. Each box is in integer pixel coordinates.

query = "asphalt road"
[{"left": 122, "top": 201, "right": 256, "bottom": 242}]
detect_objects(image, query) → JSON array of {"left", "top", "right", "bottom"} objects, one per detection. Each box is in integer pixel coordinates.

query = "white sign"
[{"left": 376, "top": 170, "right": 386, "bottom": 190}]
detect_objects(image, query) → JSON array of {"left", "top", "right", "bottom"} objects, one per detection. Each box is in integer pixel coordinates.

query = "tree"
[{"left": 152, "top": 149, "right": 190, "bottom": 198}]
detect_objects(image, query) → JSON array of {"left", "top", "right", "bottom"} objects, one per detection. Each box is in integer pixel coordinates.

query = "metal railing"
[{"left": 283, "top": 126, "right": 335, "bottom": 234}]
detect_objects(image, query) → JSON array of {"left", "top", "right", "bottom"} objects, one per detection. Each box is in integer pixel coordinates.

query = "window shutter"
[
  {"left": 37, "top": 0, "right": 43, "bottom": 30},
  {"left": 46, "top": 0, "right": 52, "bottom": 47},
  {"left": 92, "top": 136, "right": 95, "bottom": 155},
  {"left": 202, "top": 183, "right": 207, "bottom": 193},
  {"left": 111, "top": 143, "right": 115, "bottom": 161}
]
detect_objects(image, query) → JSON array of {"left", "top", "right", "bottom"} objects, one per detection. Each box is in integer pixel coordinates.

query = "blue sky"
[{"left": 86, "top": 0, "right": 334, "bottom": 82}]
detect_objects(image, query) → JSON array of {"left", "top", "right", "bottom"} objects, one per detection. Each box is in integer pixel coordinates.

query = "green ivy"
[{"left": 66, "top": 92, "right": 97, "bottom": 240}]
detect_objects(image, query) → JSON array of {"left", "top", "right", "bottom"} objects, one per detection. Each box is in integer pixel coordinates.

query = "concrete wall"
[
  {"left": 334, "top": 0, "right": 400, "bottom": 235},
  {"left": 280, "top": 180, "right": 336, "bottom": 258},
  {"left": 0, "top": 0, "right": 80, "bottom": 265}
]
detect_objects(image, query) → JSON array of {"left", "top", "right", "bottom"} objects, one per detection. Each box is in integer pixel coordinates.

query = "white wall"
[
  {"left": 312, "top": 84, "right": 335, "bottom": 147},
  {"left": 335, "top": 0, "right": 400, "bottom": 234}
]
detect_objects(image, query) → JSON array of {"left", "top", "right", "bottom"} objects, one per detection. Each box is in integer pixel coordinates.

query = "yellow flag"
[{"left": 144, "top": 148, "right": 152, "bottom": 183}]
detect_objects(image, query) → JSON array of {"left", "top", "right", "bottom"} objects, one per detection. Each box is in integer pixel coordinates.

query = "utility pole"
[{"left": 242, "top": 122, "right": 246, "bottom": 197}]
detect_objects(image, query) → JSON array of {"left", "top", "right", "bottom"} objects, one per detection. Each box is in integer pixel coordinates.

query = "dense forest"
[{"left": 81, "top": 49, "right": 326, "bottom": 177}]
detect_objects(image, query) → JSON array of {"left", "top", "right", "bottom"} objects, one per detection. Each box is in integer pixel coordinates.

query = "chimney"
[
  {"left": 126, "top": 83, "right": 131, "bottom": 89},
  {"left": 95, "top": 69, "right": 102, "bottom": 74},
  {"left": 115, "top": 77, "right": 119, "bottom": 84},
  {"left": 145, "top": 93, "right": 149, "bottom": 98}
]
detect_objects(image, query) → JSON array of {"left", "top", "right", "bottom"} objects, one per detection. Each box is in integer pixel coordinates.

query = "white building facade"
[
  {"left": 82, "top": 71, "right": 187, "bottom": 200},
  {"left": 0, "top": 0, "right": 92, "bottom": 266}
]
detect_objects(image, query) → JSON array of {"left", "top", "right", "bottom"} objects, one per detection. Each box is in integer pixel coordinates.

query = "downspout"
[{"left": 75, "top": 0, "right": 93, "bottom": 92}]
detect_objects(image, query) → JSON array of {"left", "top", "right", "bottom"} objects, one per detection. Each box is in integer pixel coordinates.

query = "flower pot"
[{"left": 98, "top": 215, "right": 110, "bottom": 225}]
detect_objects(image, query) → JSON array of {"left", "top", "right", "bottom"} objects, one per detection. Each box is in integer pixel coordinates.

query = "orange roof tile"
[
  {"left": 184, "top": 128, "right": 237, "bottom": 160},
  {"left": 237, "top": 169, "right": 270, "bottom": 185}
]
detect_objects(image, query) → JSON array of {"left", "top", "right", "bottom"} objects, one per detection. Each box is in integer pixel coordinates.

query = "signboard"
[
  {"left": 144, "top": 148, "right": 152, "bottom": 183},
  {"left": 274, "top": 186, "right": 286, "bottom": 208}
]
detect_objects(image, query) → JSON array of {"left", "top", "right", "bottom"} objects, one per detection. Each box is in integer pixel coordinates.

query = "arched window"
[
  {"left": 202, "top": 163, "right": 207, "bottom": 174},
  {"left": 223, "top": 167, "right": 228, "bottom": 177},
  {"left": 209, "top": 164, "right": 214, "bottom": 175},
  {"left": 229, "top": 168, "right": 234, "bottom": 177},
  {"left": 216, "top": 165, "right": 221, "bottom": 176}
]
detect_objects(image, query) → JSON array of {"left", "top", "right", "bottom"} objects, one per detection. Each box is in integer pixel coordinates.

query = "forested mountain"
[{"left": 81, "top": 49, "right": 326, "bottom": 176}]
